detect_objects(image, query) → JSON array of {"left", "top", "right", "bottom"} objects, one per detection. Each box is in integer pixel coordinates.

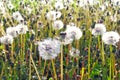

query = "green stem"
[
  {"left": 51, "top": 60, "right": 57, "bottom": 80},
  {"left": 101, "top": 41, "right": 105, "bottom": 65},
  {"left": 61, "top": 42, "right": 63, "bottom": 80},
  {"left": 98, "top": 36, "right": 105, "bottom": 65},
  {"left": 42, "top": 60, "right": 46, "bottom": 75},
  {"left": 30, "top": 52, "right": 41, "bottom": 80},
  {"left": 29, "top": 52, "right": 31, "bottom": 80},
  {"left": 109, "top": 45, "right": 115, "bottom": 80},
  {"left": 81, "top": 67, "right": 85, "bottom": 80},
  {"left": 88, "top": 33, "right": 91, "bottom": 79},
  {"left": 20, "top": 34, "right": 23, "bottom": 62}
]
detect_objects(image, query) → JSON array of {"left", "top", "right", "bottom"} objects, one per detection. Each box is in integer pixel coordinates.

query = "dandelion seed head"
[
  {"left": 16, "top": 24, "right": 28, "bottom": 34},
  {"left": 6, "top": 27, "right": 18, "bottom": 37},
  {"left": 52, "top": 20, "right": 63, "bottom": 30},
  {"left": 54, "top": 1, "right": 64, "bottom": 10},
  {"left": 7, "top": 2, "right": 14, "bottom": 10},
  {"left": 38, "top": 38, "right": 61, "bottom": 60},
  {"left": 65, "top": 25, "right": 83, "bottom": 40},
  {"left": 92, "top": 23, "right": 106, "bottom": 36},
  {"left": 0, "top": 35, "right": 13, "bottom": 44},
  {"left": 46, "top": 11, "right": 59, "bottom": 21},
  {"left": 102, "top": 31, "right": 120, "bottom": 45},
  {"left": 12, "top": 11, "right": 24, "bottom": 23},
  {"left": 69, "top": 47, "right": 80, "bottom": 57}
]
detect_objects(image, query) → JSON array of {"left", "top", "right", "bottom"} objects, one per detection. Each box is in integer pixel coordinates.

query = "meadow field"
[{"left": 0, "top": 0, "right": 120, "bottom": 80}]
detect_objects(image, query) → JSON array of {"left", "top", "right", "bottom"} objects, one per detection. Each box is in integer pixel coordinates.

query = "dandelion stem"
[
  {"left": 98, "top": 36, "right": 105, "bottom": 65},
  {"left": 109, "top": 45, "right": 115, "bottom": 80},
  {"left": 51, "top": 59, "right": 57, "bottom": 80},
  {"left": 0, "top": 59, "right": 4, "bottom": 79},
  {"left": 88, "top": 32, "right": 92, "bottom": 79},
  {"left": 81, "top": 67, "right": 85, "bottom": 80},
  {"left": 61, "top": 42, "right": 63, "bottom": 80},
  {"left": 43, "top": 60, "right": 46, "bottom": 75},
  {"left": 29, "top": 52, "right": 31, "bottom": 80},
  {"left": 30, "top": 52, "right": 41, "bottom": 80},
  {"left": 11, "top": 42, "right": 14, "bottom": 61}
]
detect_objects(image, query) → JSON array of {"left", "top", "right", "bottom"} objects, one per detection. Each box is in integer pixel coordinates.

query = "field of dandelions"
[{"left": 0, "top": 0, "right": 120, "bottom": 80}]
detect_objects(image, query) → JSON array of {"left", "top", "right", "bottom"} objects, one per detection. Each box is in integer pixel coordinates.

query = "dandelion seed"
[
  {"left": 52, "top": 20, "right": 64, "bottom": 30},
  {"left": 6, "top": 27, "right": 19, "bottom": 37},
  {"left": 61, "top": 24, "right": 82, "bottom": 45},
  {"left": 102, "top": 31, "right": 120, "bottom": 45},
  {"left": 0, "top": 1, "right": 6, "bottom": 15},
  {"left": 16, "top": 24, "right": 28, "bottom": 34},
  {"left": 12, "top": 11, "right": 24, "bottom": 23},
  {"left": 24, "top": 5, "right": 32, "bottom": 15},
  {"left": 64, "top": 0, "right": 74, "bottom": 4},
  {"left": 110, "top": 14, "right": 117, "bottom": 22},
  {"left": 65, "top": 25, "right": 83, "bottom": 40},
  {"left": 69, "top": 47, "right": 80, "bottom": 57},
  {"left": 0, "top": 35, "right": 14, "bottom": 44},
  {"left": 38, "top": 38, "right": 61, "bottom": 60},
  {"left": 54, "top": 1, "right": 64, "bottom": 10},
  {"left": 91, "top": 23, "right": 106, "bottom": 36},
  {"left": 7, "top": 2, "right": 14, "bottom": 10},
  {"left": 46, "top": 10, "right": 61, "bottom": 21}
]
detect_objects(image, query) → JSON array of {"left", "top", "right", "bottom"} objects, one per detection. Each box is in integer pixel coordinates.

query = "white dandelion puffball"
[
  {"left": 12, "top": 11, "right": 24, "bottom": 23},
  {"left": 102, "top": 31, "right": 120, "bottom": 45},
  {"left": 38, "top": 38, "right": 61, "bottom": 60},
  {"left": 0, "top": 1, "right": 6, "bottom": 14},
  {"left": 69, "top": 47, "right": 80, "bottom": 57},
  {"left": 64, "top": 0, "right": 74, "bottom": 4},
  {"left": 54, "top": 1, "right": 64, "bottom": 10},
  {"left": 46, "top": 10, "right": 61, "bottom": 21},
  {"left": 62, "top": 25, "right": 82, "bottom": 45},
  {"left": 62, "top": 35, "right": 74, "bottom": 45},
  {"left": 55, "top": 11, "right": 62, "bottom": 18},
  {"left": 7, "top": 2, "right": 14, "bottom": 10},
  {"left": 16, "top": 24, "right": 28, "bottom": 34},
  {"left": 65, "top": 25, "right": 83, "bottom": 40},
  {"left": 24, "top": 5, "right": 32, "bottom": 15},
  {"left": 77, "top": 0, "right": 100, "bottom": 7},
  {"left": 110, "top": 14, "right": 117, "bottom": 22},
  {"left": 52, "top": 20, "right": 64, "bottom": 30},
  {"left": 0, "top": 35, "right": 14, "bottom": 44},
  {"left": 92, "top": 23, "right": 106, "bottom": 36},
  {"left": 6, "top": 27, "right": 19, "bottom": 37}
]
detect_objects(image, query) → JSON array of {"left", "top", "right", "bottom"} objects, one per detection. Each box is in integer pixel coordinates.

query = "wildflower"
[
  {"left": 65, "top": 25, "right": 83, "bottom": 40},
  {"left": 111, "top": 0, "right": 120, "bottom": 6},
  {"left": 38, "top": 38, "right": 61, "bottom": 60},
  {"left": 12, "top": 11, "right": 24, "bottom": 23},
  {"left": 6, "top": 27, "right": 19, "bottom": 37},
  {"left": 69, "top": 47, "right": 80, "bottom": 57},
  {"left": 62, "top": 25, "right": 82, "bottom": 45},
  {"left": 110, "top": 14, "right": 117, "bottom": 22},
  {"left": 91, "top": 23, "right": 106, "bottom": 36},
  {"left": 24, "top": 5, "right": 32, "bottom": 15},
  {"left": 100, "top": 5, "right": 106, "bottom": 11},
  {"left": 52, "top": 20, "right": 64, "bottom": 30},
  {"left": 54, "top": 1, "right": 64, "bottom": 10},
  {"left": 0, "top": 35, "right": 14, "bottom": 44},
  {"left": 77, "top": 0, "right": 100, "bottom": 7},
  {"left": 46, "top": 10, "right": 61, "bottom": 21},
  {"left": 7, "top": 2, "right": 14, "bottom": 10},
  {"left": 55, "top": 11, "right": 61, "bottom": 18},
  {"left": 62, "top": 35, "right": 74, "bottom": 45},
  {"left": 0, "top": 1, "right": 6, "bottom": 14},
  {"left": 64, "top": 0, "right": 74, "bottom": 4},
  {"left": 16, "top": 24, "right": 28, "bottom": 34},
  {"left": 102, "top": 31, "right": 120, "bottom": 45}
]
